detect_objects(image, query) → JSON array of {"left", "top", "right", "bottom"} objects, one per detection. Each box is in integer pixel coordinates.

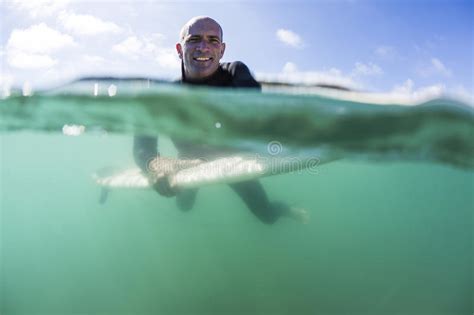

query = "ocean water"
[{"left": 0, "top": 79, "right": 473, "bottom": 315}]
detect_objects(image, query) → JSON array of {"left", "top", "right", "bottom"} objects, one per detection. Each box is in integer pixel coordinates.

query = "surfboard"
[{"left": 94, "top": 154, "right": 333, "bottom": 191}]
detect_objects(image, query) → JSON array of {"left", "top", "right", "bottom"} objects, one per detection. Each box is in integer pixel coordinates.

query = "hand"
[
  {"left": 146, "top": 156, "right": 203, "bottom": 197},
  {"left": 151, "top": 175, "right": 177, "bottom": 197}
]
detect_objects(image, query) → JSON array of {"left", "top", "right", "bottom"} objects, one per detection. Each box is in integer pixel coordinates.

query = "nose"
[{"left": 196, "top": 40, "right": 210, "bottom": 51}]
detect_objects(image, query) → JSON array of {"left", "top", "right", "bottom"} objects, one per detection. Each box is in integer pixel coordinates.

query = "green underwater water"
[
  {"left": 0, "top": 133, "right": 472, "bottom": 315},
  {"left": 1, "top": 80, "right": 473, "bottom": 314}
]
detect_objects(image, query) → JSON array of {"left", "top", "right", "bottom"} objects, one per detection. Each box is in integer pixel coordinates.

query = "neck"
[{"left": 181, "top": 62, "right": 220, "bottom": 83}]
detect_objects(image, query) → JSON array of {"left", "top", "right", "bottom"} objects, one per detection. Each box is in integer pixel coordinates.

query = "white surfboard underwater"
[
  {"left": 94, "top": 154, "right": 334, "bottom": 190},
  {"left": 93, "top": 153, "right": 339, "bottom": 212}
]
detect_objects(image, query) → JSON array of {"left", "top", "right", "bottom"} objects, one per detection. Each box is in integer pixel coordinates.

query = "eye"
[{"left": 187, "top": 37, "right": 200, "bottom": 43}]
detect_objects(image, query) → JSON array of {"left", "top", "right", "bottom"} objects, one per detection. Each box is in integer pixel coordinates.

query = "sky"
[{"left": 1, "top": 0, "right": 473, "bottom": 100}]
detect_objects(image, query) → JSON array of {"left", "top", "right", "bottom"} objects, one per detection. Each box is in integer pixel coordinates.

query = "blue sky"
[{"left": 1, "top": 0, "right": 472, "bottom": 99}]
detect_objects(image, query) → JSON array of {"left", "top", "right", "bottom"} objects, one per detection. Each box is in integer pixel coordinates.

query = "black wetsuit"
[{"left": 133, "top": 61, "right": 288, "bottom": 224}]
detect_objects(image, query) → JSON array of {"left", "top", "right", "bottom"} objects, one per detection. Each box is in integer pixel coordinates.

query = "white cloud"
[
  {"left": 83, "top": 55, "right": 106, "bottom": 64},
  {"left": 256, "top": 62, "right": 358, "bottom": 89},
  {"left": 448, "top": 85, "right": 474, "bottom": 104},
  {"left": 356, "top": 82, "right": 449, "bottom": 106},
  {"left": 8, "top": 0, "right": 71, "bottom": 18},
  {"left": 282, "top": 62, "right": 298, "bottom": 73},
  {"left": 352, "top": 62, "right": 383, "bottom": 76},
  {"left": 5, "top": 23, "right": 75, "bottom": 69},
  {"left": 7, "top": 52, "right": 58, "bottom": 69},
  {"left": 418, "top": 57, "right": 452, "bottom": 78},
  {"left": 257, "top": 61, "right": 386, "bottom": 91},
  {"left": 391, "top": 79, "right": 415, "bottom": 95},
  {"left": 276, "top": 29, "right": 304, "bottom": 48},
  {"left": 113, "top": 35, "right": 179, "bottom": 69},
  {"left": 113, "top": 36, "right": 144, "bottom": 58},
  {"left": 257, "top": 70, "right": 467, "bottom": 106},
  {"left": 6, "top": 23, "right": 76, "bottom": 54},
  {"left": 155, "top": 49, "right": 180, "bottom": 70},
  {"left": 418, "top": 84, "right": 446, "bottom": 96},
  {"left": 36, "top": 64, "right": 84, "bottom": 86},
  {"left": 58, "top": 11, "right": 122, "bottom": 36},
  {"left": 430, "top": 58, "right": 452, "bottom": 77},
  {"left": 374, "top": 45, "right": 397, "bottom": 59},
  {"left": 391, "top": 79, "right": 445, "bottom": 99}
]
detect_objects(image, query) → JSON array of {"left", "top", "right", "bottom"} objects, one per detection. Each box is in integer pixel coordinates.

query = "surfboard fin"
[{"left": 99, "top": 187, "right": 110, "bottom": 205}]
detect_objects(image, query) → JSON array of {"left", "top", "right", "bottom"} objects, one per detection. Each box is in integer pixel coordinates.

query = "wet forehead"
[{"left": 185, "top": 19, "right": 222, "bottom": 40}]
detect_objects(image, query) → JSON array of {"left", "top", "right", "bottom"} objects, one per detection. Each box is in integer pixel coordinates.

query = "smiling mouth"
[{"left": 193, "top": 57, "right": 213, "bottom": 62}]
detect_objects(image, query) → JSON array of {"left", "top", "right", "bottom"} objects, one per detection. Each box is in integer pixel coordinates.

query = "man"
[{"left": 134, "top": 16, "right": 308, "bottom": 224}]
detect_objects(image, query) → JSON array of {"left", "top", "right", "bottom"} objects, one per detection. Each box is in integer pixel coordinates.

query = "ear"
[
  {"left": 176, "top": 43, "right": 183, "bottom": 59},
  {"left": 220, "top": 42, "right": 226, "bottom": 58}
]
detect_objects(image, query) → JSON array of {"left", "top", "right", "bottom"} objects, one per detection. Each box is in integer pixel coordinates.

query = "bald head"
[
  {"left": 179, "top": 16, "right": 223, "bottom": 42},
  {"left": 176, "top": 16, "right": 226, "bottom": 81}
]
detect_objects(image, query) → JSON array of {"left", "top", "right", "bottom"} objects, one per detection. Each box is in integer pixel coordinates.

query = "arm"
[
  {"left": 133, "top": 134, "right": 202, "bottom": 197},
  {"left": 133, "top": 135, "right": 175, "bottom": 196},
  {"left": 133, "top": 135, "right": 158, "bottom": 173},
  {"left": 226, "top": 61, "right": 261, "bottom": 89}
]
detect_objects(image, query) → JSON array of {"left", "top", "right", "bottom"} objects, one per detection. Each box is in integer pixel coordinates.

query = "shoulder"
[
  {"left": 220, "top": 61, "right": 261, "bottom": 89},
  {"left": 221, "top": 61, "right": 251, "bottom": 75}
]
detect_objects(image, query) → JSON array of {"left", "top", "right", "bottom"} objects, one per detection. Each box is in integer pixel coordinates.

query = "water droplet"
[{"left": 108, "top": 84, "right": 117, "bottom": 97}]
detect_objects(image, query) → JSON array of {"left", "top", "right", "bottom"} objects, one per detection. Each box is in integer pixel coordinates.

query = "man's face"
[{"left": 176, "top": 19, "right": 226, "bottom": 81}]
